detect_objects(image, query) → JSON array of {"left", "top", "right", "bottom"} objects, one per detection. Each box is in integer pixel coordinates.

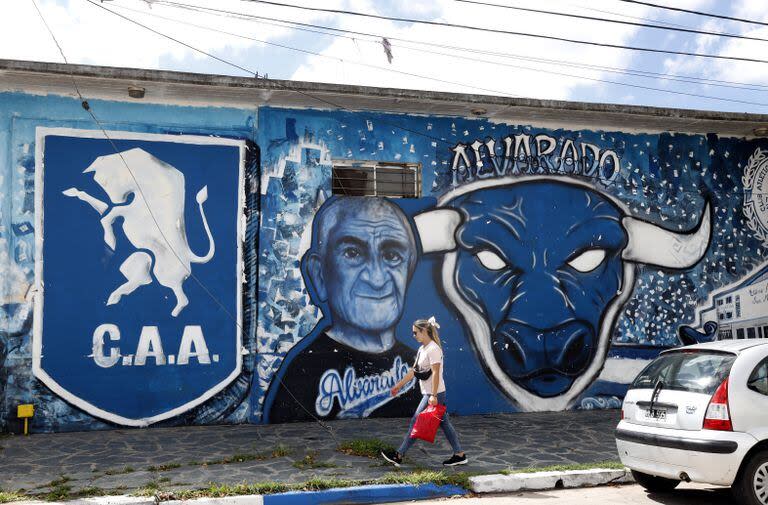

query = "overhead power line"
[
  {"left": 82, "top": 0, "right": 456, "bottom": 146},
  {"left": 32, "top": 0, "right": 768, "bottom": 220},
  {"left": 456, "top": 0, "right": 768, "bottom": 43},
  {"left": 116, "top": 2, "right": 768, "bottom": 108},
  {"left": 233, "top": 0, "right": 768, "bottom": 65},
  {"left": 147, "top": 0, "right": 768, "bottom": 93},
  {"left": 573, "top": 1, "right": 698, "bottom": 29},
  {"left": 617, "top": 0, "right": 768, "bottom": 28},
  {"left": 107, "top": 2, "right": 768, "bottom": 109},
  {"left": 106, "top": 4, "right": 526, "bottom": 98}
]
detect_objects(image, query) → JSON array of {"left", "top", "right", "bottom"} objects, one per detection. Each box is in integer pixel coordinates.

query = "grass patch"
[
  {"left": 42, "top": 485, "right": 72, "bottom": 502},
  {"left": 0, "top": 491, "right": 25, "bottom": 504},
  {"left": 45, "top": 476, "right": 71, "bottom": 488},
  {"left": 4, "top": 485, "right": 126, "bottom": 503},
  {"left": 60, "top": 487, "right": 108, "bottom": 500},
  {"left": 41, "top": 476, "right": 73, "bottom": 501},
  {"left": 133, "top": 481, "right": 162, "bottom": 497},
  {"left": 377, "top": 470, "right": 471, "bottom": 489},
  {"left": 337, "top": 439, "right": 394, "bottom": 459},
  {"left": 148, "top": 463, "right": 182, "bottom": 472},
  {"left": 203, "top": 453, "right": 266, "bottom": 466},
  {"left": 501, "top": 461, "right": 625, "bottom": 475},
  {"left": 292, "top": 452, "right": 338, "bottom": 470},
  {"left": 104, "top": 466, "right": 135, "bottom": 476},
  {"left": 200, "top": 446, "right": 291, "bottom": 467},
  {"left": 142, "top": 446, "right": 293, "bottom": 472},
  {"left": 271, "top": 444, "right": 291, "bottom": 458}
]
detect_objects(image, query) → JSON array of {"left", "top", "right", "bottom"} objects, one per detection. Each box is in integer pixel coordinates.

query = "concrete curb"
[
  {"left": 470, "top": 468, "right": 634, "bottom": 493},
  {"left": 164, "top": 483, "right": 466, "bottom": 505},
  {"left": 13, "top": 470, "right": 632, "bottom": 505},
  {"left": 17, "top": 484, "right": 466, "bottom": 505}
]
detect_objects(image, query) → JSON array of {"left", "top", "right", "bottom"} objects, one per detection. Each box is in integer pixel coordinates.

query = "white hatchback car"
[{"left": 616, "top": 340, "right": 768, "bottom": 505}]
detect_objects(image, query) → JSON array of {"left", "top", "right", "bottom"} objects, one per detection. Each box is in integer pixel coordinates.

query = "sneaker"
[
  {"left": 442, "top": 454, "right": 467, "bottom": 466},
  {"left": 381, "top": 450, "right": 403, "bottom": 467}
]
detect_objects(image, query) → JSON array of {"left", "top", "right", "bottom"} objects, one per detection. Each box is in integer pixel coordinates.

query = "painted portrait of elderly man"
[{"left": 263, "top": 196, "right": 421, "bottom": 423}]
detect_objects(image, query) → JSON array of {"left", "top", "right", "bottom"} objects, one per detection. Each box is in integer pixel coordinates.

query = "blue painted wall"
[{"left": 1, "top": 89, "right": 767, "bottom": 431}]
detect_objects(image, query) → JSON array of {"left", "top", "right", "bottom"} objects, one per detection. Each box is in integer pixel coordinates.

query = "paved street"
[
  {"left": 0, "top": 409, "right": 620, "bottom": 496},
  {"left": 391, "top": 483, "right": 735, "bottom": 505}
]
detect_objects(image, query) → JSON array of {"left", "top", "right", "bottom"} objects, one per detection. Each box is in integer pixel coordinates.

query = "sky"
[{"left": 3, "top": 0, "right": 768, "bottom": 114}]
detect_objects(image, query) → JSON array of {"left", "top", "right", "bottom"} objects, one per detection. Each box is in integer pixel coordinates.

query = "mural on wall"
[
  {"left": 414, "top": 177, "right": 710, "bottom": 411},
  {"left": 255, "top": 107, "right": 768, "bottom": 421},
  {"left": 33, "top": 128, "right": 246, "bottom": 427},
  {"left": 680, "top": 260, "right": 768, "bottom": 343},
  {"left": 678, "top": 147, "right": 768, "bottom": 345},
  {"left": 262, "top": 197, "right": 422, "bottom": 422},
  {"left": 4, "top": 94, "right": 768, "bottom": 431}
]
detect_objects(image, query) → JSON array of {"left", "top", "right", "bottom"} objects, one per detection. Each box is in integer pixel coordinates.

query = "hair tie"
[{"left": 427, "top": 316, "right": 440, "bottom": 329}]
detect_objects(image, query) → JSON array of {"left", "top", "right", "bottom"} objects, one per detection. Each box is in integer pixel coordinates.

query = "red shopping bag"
[{"left": 409, "top": 404, "right": 447, "bottom": 443}]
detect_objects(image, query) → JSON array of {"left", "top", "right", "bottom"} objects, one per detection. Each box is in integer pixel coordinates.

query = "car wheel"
[
  {"left": 734, "top": 450, "right": 768, "bottom": 505},
  {"left": 631, "top": 470, "right": 680, "bottom": 493}
]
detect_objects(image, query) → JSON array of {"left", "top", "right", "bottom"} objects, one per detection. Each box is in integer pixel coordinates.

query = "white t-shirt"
[{"left": 416, "top": 341, "right": 446, "bottom": 395}]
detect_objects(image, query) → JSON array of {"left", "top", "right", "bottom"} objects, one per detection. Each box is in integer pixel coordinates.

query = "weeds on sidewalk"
[
  {"left": 104, "top": 466, "right": 135, "bottom": 476},
  {"left": 148, "top": 463, "right": 182, "bottom": 472},
  {"left": 4, "top": 485, "right": 128, "bottom": 503},
  {"left": 0, "top": 491, "right": 25, "bottom": 504},
  {"left": 146, "top": 469, "right": 471, "bottom": 501},
  {"left": 292, "top": 451, "right": 338, "bottom": 470},
  {"left": 501, "top": 460, "right": 625, "bottom": 475},
  {"left": 337, "top": 439, "right": 395, "bottom": 459},
  {"left": 271, "top": 444, "right": 291, "bottom": 458},
  {"left": 126, "top": 444, "right": 295, "bottom": 475}
]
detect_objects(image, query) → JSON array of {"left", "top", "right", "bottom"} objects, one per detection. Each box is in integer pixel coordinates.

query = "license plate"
[{"left": 644, "top": 408, "right": 667, "bottom": 421}]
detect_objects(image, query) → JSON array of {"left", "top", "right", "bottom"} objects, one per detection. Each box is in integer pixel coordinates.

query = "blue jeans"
[{"left": 397, "top": 392, "right": 463, "bottom": 455}]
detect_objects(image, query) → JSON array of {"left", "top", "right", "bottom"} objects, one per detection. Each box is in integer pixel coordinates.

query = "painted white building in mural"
[{"left": 713, "top": 268, "right": 768, "bottom": 340}]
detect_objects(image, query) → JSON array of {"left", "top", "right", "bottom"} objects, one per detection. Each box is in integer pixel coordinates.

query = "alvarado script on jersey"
[{"left": 315, "top": 355, "right": 414, "bottom": 418}]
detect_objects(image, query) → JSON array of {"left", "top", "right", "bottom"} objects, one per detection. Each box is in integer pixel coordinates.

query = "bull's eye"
[
  {"left": 476, "top": 250, "right": 507, "bottom": 271},
  {"left": 567, "top": 249, "right": 606, "bottom": 273}
]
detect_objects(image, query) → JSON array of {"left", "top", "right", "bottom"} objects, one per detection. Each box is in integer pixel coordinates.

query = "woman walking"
[{"left": 382, "top": 317, "right": 467, "bottom": 467}]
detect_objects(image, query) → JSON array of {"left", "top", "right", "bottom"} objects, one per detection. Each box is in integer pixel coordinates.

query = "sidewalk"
[{"left": 0, "top": 410, "right": 621, "bottom": 498}]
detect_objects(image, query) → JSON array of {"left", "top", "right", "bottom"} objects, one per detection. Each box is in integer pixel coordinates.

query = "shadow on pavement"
[{"left": 646, "top": 486, "right": 734, "bottom": 505}]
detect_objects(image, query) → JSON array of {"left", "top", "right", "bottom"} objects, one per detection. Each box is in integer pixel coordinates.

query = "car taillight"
[{"left": 703, "top": 378, "right": 732, "bottom": 431}]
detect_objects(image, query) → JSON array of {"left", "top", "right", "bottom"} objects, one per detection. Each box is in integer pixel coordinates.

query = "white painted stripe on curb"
[
  {"left": 470, "top": 468, "right": 632, "bottom": 493},
  {"left": 164, "top": 495, "right": 264, "bottom": 505}
]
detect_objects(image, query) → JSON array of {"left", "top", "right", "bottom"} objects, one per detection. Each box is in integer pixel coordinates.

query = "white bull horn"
[
  {"left": 414, "top": 208, "right": 463, "bottom": 253},
  {"left": 622, "top": 202, "right": 711, "bottom": 269}
]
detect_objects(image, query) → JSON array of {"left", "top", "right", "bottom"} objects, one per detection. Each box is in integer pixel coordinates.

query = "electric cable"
[
  {"left": 231, "top": 0, "right": 768, "bottom": 65},
  {"left": 104, "top": 6, "right": 526, "bottom": 98},
  {"left": 110, "top": 2, "right": 768, "bottom": 108},
  {"left": 146, "top": 0, "right": 768, "bottom": 92},
  {"left": 86, "top": 0, "right": 768, "bottom": 198},
  {"left": 617, "top": 0, "right": 768, "bottom": 28},
  {"left": 456, "top": 0, "right": 768, "bottom": 43}
]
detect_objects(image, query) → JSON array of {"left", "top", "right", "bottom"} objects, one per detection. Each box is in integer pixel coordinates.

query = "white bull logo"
[{"left": 64, "top": 148, "right": 215, "bottom": 317}]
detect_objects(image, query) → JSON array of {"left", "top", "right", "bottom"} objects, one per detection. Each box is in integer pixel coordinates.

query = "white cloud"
[
  {"left": 290, "top": 0, "right": 657, "bottom": 101},
  {"left": 661, "top": 0, "right": 768, "bottom": 88},
  {"left": 4, "top": 0, "right": 763, "bottom": 110},
  {"left": 0, "top": 0, "right": 340, "bottom": 73}
]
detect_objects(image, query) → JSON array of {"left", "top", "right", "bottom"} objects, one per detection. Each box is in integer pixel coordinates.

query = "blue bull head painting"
[{"left": 416, "top": 177, "right": 712, "bottom": 411}]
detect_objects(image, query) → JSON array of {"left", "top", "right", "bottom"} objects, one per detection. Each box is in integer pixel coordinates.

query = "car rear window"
[{"left": 630, "top": 351, "right": 736, "bottom": 395}]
